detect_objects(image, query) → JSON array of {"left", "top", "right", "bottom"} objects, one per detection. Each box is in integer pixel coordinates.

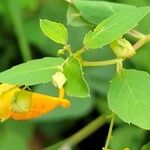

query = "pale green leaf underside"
[
  {"left": 40, "top": 19, "right": 68, "bottom": 45},
  {"left": 0, "top": 57, "right": 64, "bottom": 86},
  {"left": 63, "top": 56, "right": 90, "bottom": 98},
  {"left": 108, "top": 69, "right": 150, "bottom": 130},
  {"left": 83, "top": 7, "right": 150, "bottom": 49},
  {"left": 74, "top": 0, "right": 135, "bottom": 25}
]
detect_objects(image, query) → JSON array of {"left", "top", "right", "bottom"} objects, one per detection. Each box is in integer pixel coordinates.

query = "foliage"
[{"left": 0, "top": 0, "right": 150, "bottom": 150}]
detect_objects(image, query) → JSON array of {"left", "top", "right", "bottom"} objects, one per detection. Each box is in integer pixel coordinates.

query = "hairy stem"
[{"left": 81, "top": 58, "right": 123, "bottom": 67}]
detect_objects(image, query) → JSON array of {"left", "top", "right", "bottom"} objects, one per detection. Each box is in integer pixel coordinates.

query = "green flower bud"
[
  {"left": 52, "top": 71, "right": 67, "bottom": 89},
  {"left": 57, "top": 49, "right": 65, "bottom": 56},
  {"left": 110, "top": 38, "right": 135, "bottom": 58}
]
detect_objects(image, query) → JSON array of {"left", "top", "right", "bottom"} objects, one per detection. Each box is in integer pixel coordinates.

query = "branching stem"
[
  {"left": 133, "top": 34, "right": 150, "bottom": 51},
  {"left": 81, "top": 58, "right": 123, "bottom": 67}
]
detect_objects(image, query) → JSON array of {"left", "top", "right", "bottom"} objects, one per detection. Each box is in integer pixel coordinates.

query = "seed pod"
[{"left": 110, "top": 38, "right": 135, "bottom": 58}]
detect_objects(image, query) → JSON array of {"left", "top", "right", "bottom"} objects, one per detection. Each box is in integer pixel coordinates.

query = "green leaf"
[
  {"left": 83, "top": 7, "right": 150, "bottom": 49},
  {"left": 0, "top": 57, "right": 64, "bottom": 86},
  {"left": 108, "top": 69, "right": 150, "bottom": 130},
  {"left": 110, "top": 125, "right": 145, "bottom": 150},
  {"left": 66, "top": 4, "right": 90, "bottom": 27},
  {"left": 40, "top": 19, "right": 68, "bottom": 45},
  {"left": 131, "top": 43, "right": 150, "bottom": 72},
  {"left": 74, "top": 0, "right": 135, "bottom": 25},
  {"left": 63, "top": 56, "right": 90, "bottom": 98},
  {"left": 142, "top": 142, "right": 150, "bottom": 150}
]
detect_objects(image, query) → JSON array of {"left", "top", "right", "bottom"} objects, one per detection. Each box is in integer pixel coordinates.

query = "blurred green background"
[{"left": 0, "top": 0, "right": 150, "bottom": 150}]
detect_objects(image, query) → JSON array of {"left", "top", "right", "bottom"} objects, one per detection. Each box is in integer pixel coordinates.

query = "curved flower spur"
[{"left": 0, "top": 83, "right": 70, "bottom": 121}]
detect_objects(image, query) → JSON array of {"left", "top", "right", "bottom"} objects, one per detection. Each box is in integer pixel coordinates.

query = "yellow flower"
[{"left": 0, "top": 83, "right": 70, "bottom": 121}]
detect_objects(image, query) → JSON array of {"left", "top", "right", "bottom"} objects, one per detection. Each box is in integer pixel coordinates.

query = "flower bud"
[
  {"left": 52, "top": 72, "right": 67, "bottom": 89},
  {"left": 10, "top": 90, "right": 32, "bottom": 113},
  {"left": 57, "top": 49, "right": 65, "bottom": 56},
  {"left": 110, "top": 38, "right": 135, "bottom": 58}
]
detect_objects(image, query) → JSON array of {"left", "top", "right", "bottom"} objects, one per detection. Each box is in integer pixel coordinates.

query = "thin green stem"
[
  {"left": 128, "top": 29, "right": 145, "bottom": 39},
  {"left": 81, "top": 58, "right": 123, "bottom": 67},
  {"left": 61, "top": 115, "right": 110, "bottom": 148},
  {"left": 103, "top": 113, "right": 115, "bottom": 150},
  {"left": 6, "top": 0, "right": 32, "bottom": 62},
  {"left": 116, "top": 60, "right": 123, "bottom": 73},
  {"left": 64, "top": 44, "right": 73, "bottom": 55},
  {"left": 133, "top": 34, "right": 150, "bottom": 51},
  {"left": 75, "top": 46, "right": 87, "bottom": 57}
]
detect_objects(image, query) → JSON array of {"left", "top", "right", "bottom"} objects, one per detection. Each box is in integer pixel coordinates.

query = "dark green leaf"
[
  {"left": 142, "top": 142, "right": 150, "bottom": 150},
  {"left": 108, "top": 69, "right": 150, "bottom": 130},
  {"left": 110, "top": 125, "right": 145, "bottom": 150},
  {"left": 83, "top": 7, "right": 150, "bottom": 49},
  {"left": 63, "top": 56, "right": 90, "bottom": 98},
  {"left": 74, "top": 0, "right": 135, "bottom": 25}
]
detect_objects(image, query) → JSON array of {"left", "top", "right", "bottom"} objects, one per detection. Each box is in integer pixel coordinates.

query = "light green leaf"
[
  {"left": 0, "top": 57, "right": 64, "bottom": 86},
  {"left": 83, "top": 7, "right": 150, "bottom": 49},
  {"left": 40, "top": 19, "right": 68, "bottom": 45},
  {"left": 110, "top": 125, "right": 145, "bottom": 150},
  {"left": 74, "top": 0, "right": 135, "bottom": 25},
  {"left": 108, "top": 69, "right": 150, "bottom": 130},
  {"left": 63, "top": 55, "right": 90, "bottom": 98}
]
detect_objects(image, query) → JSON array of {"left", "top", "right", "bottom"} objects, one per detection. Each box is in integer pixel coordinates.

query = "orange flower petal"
[
  {"left": 11, "top": 92, "right": 70, "bottom": 120},
  {"left": 0, "top": 88, "right": 20, "bottom": 121},
  {"left": 0, "top": 83, "right": 70, "bottom": 121}
]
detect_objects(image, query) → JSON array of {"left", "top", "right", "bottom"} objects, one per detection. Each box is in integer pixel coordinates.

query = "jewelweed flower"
[{"left": 0, "top": 83, "right": 70, "bottom": 121}]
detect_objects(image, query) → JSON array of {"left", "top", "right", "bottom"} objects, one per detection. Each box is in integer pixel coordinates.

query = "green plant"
[{"left": 0, "top": 0, "right": 150, "bottom": 149}]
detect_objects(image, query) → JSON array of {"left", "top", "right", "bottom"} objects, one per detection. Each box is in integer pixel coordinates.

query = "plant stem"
[
  {"left": 61, "top": 115, "right": 110, "bottom": 148},
  {"left": 133, "top": 34, "right": 150, "bottom": 51},
  {"left": 103, "top": 113, "right": 115, "bottom": 150},
  {"left": 75, "top": 47, "right": 87, "bottom": 57},
  {"left": 6, "top": 0, "right": 32, "bottom": 62},
  {"left": 81, "top": 58, "right": 123, "bottom": 67},
  {"left": 128, "top": 29, "right": 145, "bottom": 39},
  {"left": 64, "top": 44, "right": 73, "bottom": 55}
]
